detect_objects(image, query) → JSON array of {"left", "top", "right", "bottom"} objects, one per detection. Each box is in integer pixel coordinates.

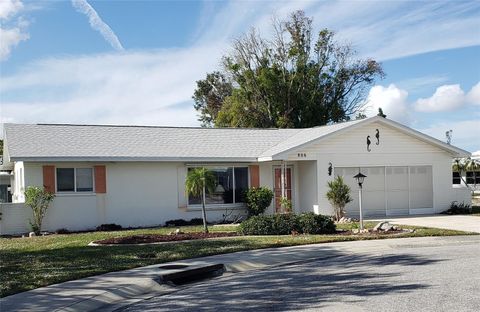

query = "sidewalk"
[{"left": 1, "top": 235, "right": 478, "bottom": 312}]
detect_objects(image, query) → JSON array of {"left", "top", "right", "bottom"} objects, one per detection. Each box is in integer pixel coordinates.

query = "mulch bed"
[{"left": 93, "top": 232, "right": 239, "bottom": 245}]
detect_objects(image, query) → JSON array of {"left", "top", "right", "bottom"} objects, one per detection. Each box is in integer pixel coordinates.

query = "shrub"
[
  {"left": 238, "top": 213, "right": 336, "bottom": 235},
  {"left": 297, "top": 212, "right": 336, "bottom": 234},
  {"left": 55, "top": 228, "right": 70, "bottom": 234},
  {"left": 326, "top": 176, "right": 353, "bottom": 221},
  {"left": 24, "top": 186, "right": 55, "bottom": 235},
  {"left": 245, "top": 187, "right": 274, "bottom": 217},
  {"left": 165, "top": 218, "right": 204, "bottom": 227},
  {"left": 442, "top": 201, "right": 472, "bottom": 215},
  {"left": 96, "top": 223, "right": 123, "bottom": 231}
]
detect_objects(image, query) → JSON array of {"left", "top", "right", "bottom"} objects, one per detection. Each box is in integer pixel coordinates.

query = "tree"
[
  {"left": 185, "top": 168, "right": 216, "bottom": 233},
  {"left": 326, "top": 176, "right": 353, "bottom": 221},
  {"left": 193, "top": 10, "right": 384, "bottom": 128},
  {"left": 245, "top": 187, "right": 274, "bottom": 217},
  {"left": 377, "top": 108, "right": 387, "bottom": 118},
  {"left": 25, "top": 186, "right": 55, "bottom": 235}
]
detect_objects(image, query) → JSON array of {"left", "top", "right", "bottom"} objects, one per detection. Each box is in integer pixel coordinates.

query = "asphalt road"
[{"left": 118, "top": 236, "right": 480, "bottom": 312}]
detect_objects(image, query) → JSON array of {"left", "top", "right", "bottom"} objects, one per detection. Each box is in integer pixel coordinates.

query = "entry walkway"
[{"left": 369, "top": 215, "right": 480, "bottom": 233}]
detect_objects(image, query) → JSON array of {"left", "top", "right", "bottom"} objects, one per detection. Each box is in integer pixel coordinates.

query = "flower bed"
[{"left": 92, "top": 232, "right": 238, "bottom": 245}]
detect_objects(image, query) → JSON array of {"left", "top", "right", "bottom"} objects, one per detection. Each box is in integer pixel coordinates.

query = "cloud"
[
  {"left": 0, "top": 0, "right": 28, "bottom": 61},
  {"left": 71, "top": 0, "right": 124, "bottom": 51},
  {"left": 466, "top": 82, "right": 480, "bottom": 105},
  {"left": 362, "top": 84, "right": 410, "bottom": 124},
  {"left": 0, "top": 0, "right": 23, "bottom": 20},
  {"left": 415, "top": 84, "right": 465, "bottom": 112},
  {"left": 419, "top": 119, "right": 480, "bottom": 153}
]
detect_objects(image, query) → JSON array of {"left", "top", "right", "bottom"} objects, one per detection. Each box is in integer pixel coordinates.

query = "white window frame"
[
  {"left": 186, "top": 165, "right": 249, "bottom": 208},
  {"left": 56, "top": 167, "right": 95, "bottom": 194}
]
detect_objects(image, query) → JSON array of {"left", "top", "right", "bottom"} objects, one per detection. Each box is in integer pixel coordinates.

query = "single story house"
[{"left": 0, "top": 116, "right": 471, "bottom": 234}]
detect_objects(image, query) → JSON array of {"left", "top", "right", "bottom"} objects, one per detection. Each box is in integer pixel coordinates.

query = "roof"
[{"left": 3, "top": 117, "right": 470, "bottom": 162}]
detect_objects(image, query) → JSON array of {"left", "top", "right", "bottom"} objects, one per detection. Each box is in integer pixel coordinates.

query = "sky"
[{"left": 0, "top": 0, "right": 479, "bottom": 153}]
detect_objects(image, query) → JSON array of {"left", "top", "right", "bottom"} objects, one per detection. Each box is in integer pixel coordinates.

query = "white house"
[{"left": 0, "top": 116, "right": 471, "bottom": 234}]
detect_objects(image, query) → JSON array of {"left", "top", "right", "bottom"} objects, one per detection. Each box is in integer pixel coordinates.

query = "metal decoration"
[
  {"left": 366, "top": 135, "right": 371, "bottom": 152},
  {"left": 328, "top": 162, "right": 333, "bottom": 176},
  {"left": 375, "top": 129, "right": 380, "bottom": 145}
]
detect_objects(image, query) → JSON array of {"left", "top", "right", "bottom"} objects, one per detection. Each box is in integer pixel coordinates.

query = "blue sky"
[{"left": 0, "top": 0, "right": 479, "bottom": 152}]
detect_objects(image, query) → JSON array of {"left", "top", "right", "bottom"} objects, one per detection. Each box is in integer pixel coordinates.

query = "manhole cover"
[{"left": 158, "top": 264, "right": 189, "bottom": 270}]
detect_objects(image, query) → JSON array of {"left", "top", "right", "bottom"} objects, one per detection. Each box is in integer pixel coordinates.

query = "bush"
[
  {"left": 442, "top": 201, "right": 472, "bottom": 215},
  {"left": 24, "top": 186, "right": 55, "bottom": 235},
  {"left": 165, "top": 218, "right": 204, "bottom": 227},
  {"left": 239, "top": 213, "right": 336, "bottom": 235},
  {"left": 326, "top": 176, "right": 353, "bottom": 221},
  {"left": 245, "top": 187, "right": 274, "bottom": 217},
  {"left": 55, "top": 228, "right": 70, "bottom": 234},
  {"left": 297, "top": 212, "right": 336, "bottom": 234},
  {"left": 96, "top": 223, "right": 123, "bottom": 231}
]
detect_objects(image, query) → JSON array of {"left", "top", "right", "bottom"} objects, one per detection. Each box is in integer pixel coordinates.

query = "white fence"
[{"left": 0, "top": 203, "right": 32, "bottom": 235}]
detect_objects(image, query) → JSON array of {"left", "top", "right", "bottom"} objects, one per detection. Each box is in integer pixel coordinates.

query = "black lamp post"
[{"left": 354, "top": 171, "right": 367, "bottom": 231}]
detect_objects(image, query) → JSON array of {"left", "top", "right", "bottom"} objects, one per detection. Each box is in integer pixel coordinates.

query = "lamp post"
[{"left": 353, "top": 171, "right": 367, "bottom": 231}]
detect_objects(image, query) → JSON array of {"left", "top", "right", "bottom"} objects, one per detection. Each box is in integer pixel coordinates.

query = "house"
[{"left": 0, "top": 116, "right": 471, "bottom": 234}]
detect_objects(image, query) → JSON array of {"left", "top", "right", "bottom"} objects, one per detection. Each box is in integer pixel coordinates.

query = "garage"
[{"left": 335, "top": 165, "right": 433, "bottom": 217}]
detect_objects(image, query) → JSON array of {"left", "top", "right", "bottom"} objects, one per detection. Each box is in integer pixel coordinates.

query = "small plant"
[
  {"left": 24, "top": 186, "right": 55, "bottom": 235},
  {"left": 245, "top": 187, "right": 274, "bottom": 217},
  {"left": 280, "top": 197, "right": 293, "bottom": 214},
  {"left": 442, "top": 201, "right": 472, "bottom": 215},
  {"left": 96, "top": 223, "right": 123, "bottom": 231},
  {"left": 326, "top": 176, "right": 353, "bottom": 221},
  {"left": 165, "top": 218, "right": 204, "bottom": 227}
]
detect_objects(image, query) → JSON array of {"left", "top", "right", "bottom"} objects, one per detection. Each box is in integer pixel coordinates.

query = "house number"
[{"left": 297, "top": 153, "right": 307, "bottom": 158}]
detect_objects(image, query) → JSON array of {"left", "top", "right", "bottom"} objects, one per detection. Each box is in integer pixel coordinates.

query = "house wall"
[
  {"left": 17, "top": 162, "right": 249, "bottom": 233},
  {"left": 283, "top": 121, "right": 470, "bottom": 216}
]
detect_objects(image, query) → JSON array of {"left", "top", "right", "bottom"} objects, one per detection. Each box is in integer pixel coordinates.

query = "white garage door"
[{"left": 335, "top": 165, "right": 433, "bottom": 217}]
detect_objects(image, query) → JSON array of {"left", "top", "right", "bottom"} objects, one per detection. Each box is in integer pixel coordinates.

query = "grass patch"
[{"left": 0, "top": 223, "right": 474, "bottom": 297}]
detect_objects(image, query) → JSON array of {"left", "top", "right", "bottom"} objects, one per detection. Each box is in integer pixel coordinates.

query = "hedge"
[{"left": 238, "top": 212, "right": 335, "bottom": 235}]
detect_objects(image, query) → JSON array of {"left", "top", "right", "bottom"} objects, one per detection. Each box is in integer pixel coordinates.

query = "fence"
[{"left": 0, "top": 203, "right": 32, "bottom": 235}]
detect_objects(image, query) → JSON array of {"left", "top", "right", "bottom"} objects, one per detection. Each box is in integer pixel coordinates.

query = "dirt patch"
[{"left": 93, "top": 232, "right": 239, "bottom": 245}]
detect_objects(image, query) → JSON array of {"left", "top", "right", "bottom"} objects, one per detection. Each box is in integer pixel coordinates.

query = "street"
[{"left": 119, "top": 236, "right": 480, "bottom": 312}]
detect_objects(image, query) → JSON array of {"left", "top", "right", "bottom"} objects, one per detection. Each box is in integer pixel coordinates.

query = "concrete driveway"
[{"left": 370, "top": 215, "right": 480, "bottom": 233}]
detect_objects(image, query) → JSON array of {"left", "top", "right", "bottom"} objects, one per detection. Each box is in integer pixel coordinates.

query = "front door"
[{"left": 274, "top": 167, "right": 292, "bottom": 213}]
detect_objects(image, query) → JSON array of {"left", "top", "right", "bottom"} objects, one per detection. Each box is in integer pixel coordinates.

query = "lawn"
[{"left": 0, "top": 223, "right": 474, "bottom": 297}]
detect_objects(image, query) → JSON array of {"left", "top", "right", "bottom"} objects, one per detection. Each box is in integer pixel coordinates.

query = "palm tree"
[
  {"left": 185, "top": 167, "right": 216, "bottom": 233},
  {"left": 326, "top": 176, "right": 353, "bottom": 221},
  {"left": 453, "top": 157, "right": 480, "bottom": 192}
]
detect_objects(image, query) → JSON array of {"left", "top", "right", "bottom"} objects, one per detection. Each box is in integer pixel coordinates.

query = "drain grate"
[
  {"left": 158, "top": 264, "right": 189, "bottom": 270},
  {"left": 157, "top": 264, "right": 225, "bottom": 286}
]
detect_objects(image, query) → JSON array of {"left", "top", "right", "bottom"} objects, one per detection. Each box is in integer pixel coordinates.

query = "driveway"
[
  {"left": 118, "top": 235, "right": 480, "bottom": 312},
  {"left": 372, "top": 215, "right": 480, "bottom": 233}
]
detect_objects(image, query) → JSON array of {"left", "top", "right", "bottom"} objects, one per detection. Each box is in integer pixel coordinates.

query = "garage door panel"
[
  {"left": 409, "top": 166, "right": 433, "bottom": 212},
  {"left": 363, "top": 190, "right": 386, "bottom": 217},
  {"left": 386, "top": 190, "right": 409, "bottom": 215}
]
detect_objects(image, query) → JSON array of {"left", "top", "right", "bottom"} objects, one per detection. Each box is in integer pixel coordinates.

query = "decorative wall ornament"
[
  {"left": 328, "top": 162, "right": 333, "bottom": 176},
  {"left": 366, "top": 135, "right": 371, "bottom": 152},
  {"left": 375, "top": 129, "right": 380, "bottom": 145}
]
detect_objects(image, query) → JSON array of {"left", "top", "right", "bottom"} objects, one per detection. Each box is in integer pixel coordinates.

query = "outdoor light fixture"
[{"left": 354, "top": 171, "right": 367, "bottom": 231}]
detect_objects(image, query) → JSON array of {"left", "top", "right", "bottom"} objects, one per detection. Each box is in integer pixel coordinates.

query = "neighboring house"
[{"left": 0, "top": 116, "right": 471, "bottom": 234}]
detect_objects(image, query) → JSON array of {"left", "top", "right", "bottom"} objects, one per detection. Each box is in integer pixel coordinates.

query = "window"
[
  {"left": 187, "top": 166, "right": 248, "bottom": 206},
  {"left": 56, "top": 168, "right": 93, "bottom": 192},
  {"left": 466, "top": 171, "right": 480, "bottom": 185},
  {"left": 452, "top": 171, "right": 461, "bottom": 185}
]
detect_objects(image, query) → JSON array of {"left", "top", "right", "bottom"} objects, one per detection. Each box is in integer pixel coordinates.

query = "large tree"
[{"left": 193, "top": 11, "right": 384, "bottom": 128}]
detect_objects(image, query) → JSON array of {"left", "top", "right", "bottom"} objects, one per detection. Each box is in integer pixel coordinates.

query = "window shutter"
[
  {"left": 249, "top": 165, "right": 260, "bottom": 188},
  {"left": 94, "top": 165, "right": 106, "bottom": 193},
  {"left": 43, "top": 165, "right": 55, "bottom": 193}
]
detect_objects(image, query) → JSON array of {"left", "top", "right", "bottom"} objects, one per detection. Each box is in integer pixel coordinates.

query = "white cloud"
[
  {"left": 419, "top": 119, "right": 480, "bottom": 153},
  {"left": 362, "top": 84, "right": 410, "bottom": 124},
  {"left": 71, "top": 0, "right": 124, "bottom": 51},
  {"left": 0, "top": 0, "right": 23, "bottom": 20},
  {"left": 415, "top": 84, "right": 465, "bottom": 112},
  {"left": 0, "top": 0, "right": 28, "bottom": 61},
  {"left": 0, "top": 26, "right": 29, "bottom": 60},
  {"left": 466, "top": 82, "right": 480, "bottom": 105}
]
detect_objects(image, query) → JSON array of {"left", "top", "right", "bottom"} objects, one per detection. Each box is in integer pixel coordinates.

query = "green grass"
[{"left": 0, "top": 223, "right": 474, "bottom": 298}]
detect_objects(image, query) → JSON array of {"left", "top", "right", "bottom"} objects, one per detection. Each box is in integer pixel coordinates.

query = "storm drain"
[{"left": 157, "top": 264, "right": 225, "bottom": 286}]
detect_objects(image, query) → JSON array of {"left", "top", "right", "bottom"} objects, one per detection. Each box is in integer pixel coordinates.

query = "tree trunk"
[{"left": 202, "top": 184, "right": 209, "bottom": 233}]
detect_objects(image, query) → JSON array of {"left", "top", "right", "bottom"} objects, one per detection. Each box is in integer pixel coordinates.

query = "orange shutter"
[
  {"left": 94, "top": 165, "right": 107, "bottom": 193},
  {"left": 43, "top": 165, "right": 55, "bottom": 193},
  {"left": 249, "top": 165, "right": 260, "bottom": 188}
]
